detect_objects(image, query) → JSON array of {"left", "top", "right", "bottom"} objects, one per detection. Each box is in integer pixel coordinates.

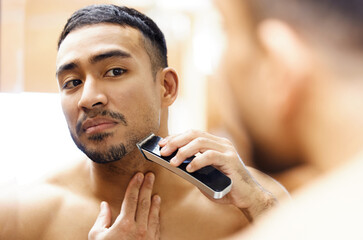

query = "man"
[
  {"left": 212, "top": 0, "right": 363, "bottom": 238},
  {"left": 0, "top": 4, "right": 288, "bottom": 240},
  {"left": 212, "top": 0, "right": 363, "bottom": 191}
]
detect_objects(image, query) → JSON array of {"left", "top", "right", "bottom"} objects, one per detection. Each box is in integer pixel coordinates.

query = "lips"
[{"left": 82, "top": 118, "right": 118, "bottom": 134}]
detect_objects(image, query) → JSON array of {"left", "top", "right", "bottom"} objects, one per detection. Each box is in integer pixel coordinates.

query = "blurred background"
[{"left": 0, "top": 0, "right": 230, "bottom": 184}]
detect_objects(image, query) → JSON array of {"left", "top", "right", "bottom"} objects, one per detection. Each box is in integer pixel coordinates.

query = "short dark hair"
[{"left": 58, "top": 4, "right": 168, "bottom": 75}]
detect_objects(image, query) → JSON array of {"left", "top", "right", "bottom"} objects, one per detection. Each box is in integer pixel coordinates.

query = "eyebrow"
[
  {"left": 90, "top": 50, "right": 132, "bottom": 64},
  {"left": 56, "top": 50, "right": 132, "bottom": 77},
  {"left": 56, "top": 62, "right": 78, "bottom": 77}
]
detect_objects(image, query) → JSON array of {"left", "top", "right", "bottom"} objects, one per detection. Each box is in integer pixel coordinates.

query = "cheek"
[
  {"left": 112, "top": 83, "right": 160, "bottom": 122},
  {"left": 114, "top": 82, "right": 156, "bottom": 107}
]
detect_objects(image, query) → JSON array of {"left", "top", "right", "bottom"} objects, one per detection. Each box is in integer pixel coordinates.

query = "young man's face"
[{"left": 56, "top": 23, "right": 161, "bottom": 163}]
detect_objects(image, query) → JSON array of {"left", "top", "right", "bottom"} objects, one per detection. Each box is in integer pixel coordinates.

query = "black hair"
[{"left": 58, "top": 4, "right": 168, "bottom": 74}]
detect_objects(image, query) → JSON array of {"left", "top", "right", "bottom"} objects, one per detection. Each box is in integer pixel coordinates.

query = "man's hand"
[
  {"left": 88, "top": 172, "right": 161, "bottom": 240},
  {"left": 159, "top": 130, "right": 279, "bottom": 221}
]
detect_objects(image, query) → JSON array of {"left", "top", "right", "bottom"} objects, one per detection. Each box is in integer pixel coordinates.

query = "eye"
[
  {"left": 62, "top": 79, "right": 83, "bottom": 89},
  {"left": 105, "top": 68, "right": 126, "bottom": 77}
]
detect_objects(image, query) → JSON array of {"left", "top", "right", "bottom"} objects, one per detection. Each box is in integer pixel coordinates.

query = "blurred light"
[
  {"left": 155, "top": 0, "right": 212, "bottom": 11},
  {"left": 192, "top": 10, "right": 226, "bottom": 75},
  {"left": 115, "top": 0, "right": 154, "bottom": 8},
  {"left": 0, "top": 93, "right": 84, "bottom": 185},
  {"left": 147, "top": 11, "right": 191, "bottom": 42}
]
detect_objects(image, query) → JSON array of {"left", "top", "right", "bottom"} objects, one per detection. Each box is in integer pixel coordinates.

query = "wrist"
[{"left": 239, "top": 190, "right": 278, "bottom": 223}]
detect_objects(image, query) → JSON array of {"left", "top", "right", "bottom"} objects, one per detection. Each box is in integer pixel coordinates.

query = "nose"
[{"left": 78, "top": 76, "right": 108, "bottom": 110}]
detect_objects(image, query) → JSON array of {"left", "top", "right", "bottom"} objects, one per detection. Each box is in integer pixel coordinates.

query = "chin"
[{"left": 83, "top": 142, "right": 128, "bottom": 164}]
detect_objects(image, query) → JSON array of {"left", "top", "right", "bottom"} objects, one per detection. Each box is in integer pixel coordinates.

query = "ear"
[
  {"left": 158, "top": 67, "right": 179, "bottom": 107},
  {"left": 257, "top": 19, "right": 312, "bottom": 121}
]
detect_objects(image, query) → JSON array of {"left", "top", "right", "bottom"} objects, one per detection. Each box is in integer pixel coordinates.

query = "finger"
[
  {"left": 160, "top": 130, "right": 203, "bottom": 156},
  {"left": 118, "top": 173, "right": 144, "bottom": 221},
  {"left": 186, "top": 150, "right": 227, "bottom": 173},
  {"left": 159, "top": 133, "right": 183, "bottom": 155},
  {"left": 135, "top": 172, "right": 155, "bottom": 225},
  {"left": 155, "top": 224, "right": 161, "bottom": 239},
  {"left": 91, "top": 201, "right": 112, "bottom": 230},
  {"left": 158, "top": 135, "right": 173, "bottom": 147},
  {"left": 148, "top": 195, "right": 161, "bottom": 237},
  {"left": 170, "top": 137, "right": 228, "bottom": 167},
  {"left": 160, "top": 130, "right": 227, "bottom": 157}
]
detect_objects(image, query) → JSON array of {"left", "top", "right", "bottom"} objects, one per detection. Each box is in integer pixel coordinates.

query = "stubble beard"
[
  {"left": 69, "top": 108, "right": 160, "bottom": 164},
  {"left": 71, "top": 131, "right": 130, "bottom": 164}
]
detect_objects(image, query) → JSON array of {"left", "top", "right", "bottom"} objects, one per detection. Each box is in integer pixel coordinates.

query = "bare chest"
[
  {"left": 42, "top": 198, "right": 248, "bottom": 240},
  {"left": 159, "top": 201, "right": 248, "bottom": 240}
]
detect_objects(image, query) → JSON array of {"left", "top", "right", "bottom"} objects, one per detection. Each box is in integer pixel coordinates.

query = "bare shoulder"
[
  {"left": 247, "top": 166, "right": 291, "bottom": 201},
  {"left": 0, "top": 183, "right": 23, "bottom": 240},
  {"left": 0, "top": 159, "right": 92, "bottom": 240},
  {"left": 0, "top": 180, "right": 68, "bottom": 239}
]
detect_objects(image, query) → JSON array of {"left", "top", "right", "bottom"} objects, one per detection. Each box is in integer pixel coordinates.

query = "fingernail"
[
  {"left": 147, "top": 173, "right": 155, "bottom": 182},
  {"left": 159, "top": 138, "right": 166, "bottom": 145},
  {"left": 136, "top": 172, "right": 144, "bottom": 182},
  {"left": 154, "top": 195, "right": 161, "bottom": 204},
  {"left": 100, "top": 201, "right": 107, "bottom": 210},
  {"left": 186, "top": 164, "right": 193, "bottom": 172}
]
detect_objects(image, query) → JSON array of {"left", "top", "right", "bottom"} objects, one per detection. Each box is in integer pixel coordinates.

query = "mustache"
[{"left": 76, "top": 109, "right": 127, "bottom": 135}]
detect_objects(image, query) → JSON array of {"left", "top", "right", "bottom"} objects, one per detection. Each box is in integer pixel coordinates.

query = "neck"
[{"left": 87, "top": 147, "right": 189, "bottom": 208}]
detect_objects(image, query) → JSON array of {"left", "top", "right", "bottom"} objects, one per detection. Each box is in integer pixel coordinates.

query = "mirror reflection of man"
[{"left": 214, "top": 0, "right": 363, "bottom": 238}]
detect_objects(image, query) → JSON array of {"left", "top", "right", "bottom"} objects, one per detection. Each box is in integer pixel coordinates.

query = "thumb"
[{"left": 93, "top": 201, "right": 112, "bottom": 229}]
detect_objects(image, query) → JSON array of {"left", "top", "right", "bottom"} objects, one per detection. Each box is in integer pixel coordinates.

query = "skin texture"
[
  {"left": 0, "top": 22, "right": 289, "bottom": 240},
  {"left": 213, "top": 0, "right": 363, "bottom": 238},
  {"left": 159, "top": 130, "right": 279, "bottom": 219},
  {"left": 57, "top": 24, "right": 162, "bottom": 164},
  {"left": 88, "top": 173, "right": 161, "bottom": 240}
]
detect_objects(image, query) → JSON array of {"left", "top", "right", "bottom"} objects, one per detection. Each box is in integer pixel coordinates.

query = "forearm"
[
  {"left": 239, "top": 167, "right": 289, "bottom": 222},
  {"left": 239, "top": 190, "right": 278, "bottom": 222}
]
